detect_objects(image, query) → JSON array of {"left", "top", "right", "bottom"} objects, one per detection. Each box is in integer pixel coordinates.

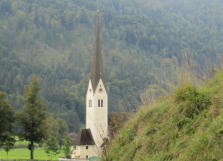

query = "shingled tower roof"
[
  {"left": 90, "top": 13, "right": 104, "bottom": 92},
  {"left": 74, "top": 129, "right": 95, "bottom": 145}
]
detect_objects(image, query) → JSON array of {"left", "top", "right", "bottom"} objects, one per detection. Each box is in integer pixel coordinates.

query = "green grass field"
[
  {"left": 0, "top": 137, "right": 65, "bottom": 160},
  {"left": 0, "top": 148, "right": 64, "bottom": 160}
]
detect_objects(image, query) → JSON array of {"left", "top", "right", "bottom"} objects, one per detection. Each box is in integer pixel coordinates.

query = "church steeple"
[
  {"left": 90, "top": 12, "right": 104, "bottom": 92},
  {"left": 86, "top": 11, "right": 108, "bottom": 149},
  {"left": 71, "top": 11, "right": 108, "bottom": 159}
]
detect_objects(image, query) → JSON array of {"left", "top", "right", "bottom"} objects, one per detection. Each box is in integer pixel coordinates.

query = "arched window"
[
  {"left": 89, "top": 100, "right": 92, "bottom": 107},
  {"left": 101, "top": 100, "right": 103, "bottom": 107},
  {"left": 98, "top": 99, "right": 103, "bottom": 107},
  {"left": 98, "top": 99, "right": 100, "bottom": 107}
]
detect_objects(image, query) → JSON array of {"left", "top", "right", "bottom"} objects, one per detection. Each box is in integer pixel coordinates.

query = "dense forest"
[{"left": 1, "top": 0, "right": 223, "bottom": 132}]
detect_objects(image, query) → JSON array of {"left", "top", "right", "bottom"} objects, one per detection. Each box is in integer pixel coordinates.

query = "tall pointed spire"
[{"left": 90, "top": 11, "right": 104, "bottom": 92}]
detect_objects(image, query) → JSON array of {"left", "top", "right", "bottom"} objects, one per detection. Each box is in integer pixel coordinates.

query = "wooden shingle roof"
[
  {"left": 74, "top": 129, "right": 95, "bottom": 145},
  {"left": 90, "top": 14, "right": 105, "bottom": 92}
]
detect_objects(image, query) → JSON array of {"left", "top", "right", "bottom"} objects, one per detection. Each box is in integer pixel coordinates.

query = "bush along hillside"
[{"left": 102, "top": 71, "right": 223, "bottom": 161}]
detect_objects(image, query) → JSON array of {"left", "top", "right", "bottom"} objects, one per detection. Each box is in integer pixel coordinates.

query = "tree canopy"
[
  {"left": 17, "top": 77, "right": 49, "bottom": 160},
  {"left": 0, "top": 91, "right": 15, "bottom": 146}
]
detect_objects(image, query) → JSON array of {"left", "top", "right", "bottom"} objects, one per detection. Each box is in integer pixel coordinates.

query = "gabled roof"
[
  {"left": 74, "top": 129, "right": 95, "bottom": 145},
  {"left": 90, "top": 13, "right": 105, "bottom": 92}
]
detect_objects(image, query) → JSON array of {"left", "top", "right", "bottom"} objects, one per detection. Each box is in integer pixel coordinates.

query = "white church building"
[{"left": 71, "top": 13, "right": 108, "bottom": 160}]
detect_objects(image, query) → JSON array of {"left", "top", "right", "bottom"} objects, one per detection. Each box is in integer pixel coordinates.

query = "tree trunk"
[{"left": 30, "top": 141, "right": 34, "bottom": 160}]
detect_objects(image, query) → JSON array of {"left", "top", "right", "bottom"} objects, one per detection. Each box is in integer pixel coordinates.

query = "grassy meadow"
[
  {"left": 0, "top": 148, "right": 64, "bottom": 160},
  {"left": 0, "top": 138, "right": 65, "bottom": 160}
]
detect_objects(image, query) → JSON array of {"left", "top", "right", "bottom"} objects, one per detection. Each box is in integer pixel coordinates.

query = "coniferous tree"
[
  {"left": 0, "top": 91, "right": 15, "bottom": 147},
  {"left": 17, "top": 77, "right": 49, "bottom": 160}
]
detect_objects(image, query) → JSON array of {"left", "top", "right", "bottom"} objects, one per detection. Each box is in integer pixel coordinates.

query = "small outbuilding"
[{"left": 71, "top": 129, "right": 98, "bottom": 159}]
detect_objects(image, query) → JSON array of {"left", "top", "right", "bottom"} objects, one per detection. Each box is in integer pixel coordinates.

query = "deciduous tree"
[
  {"left": 57, "top": 118, "right": 68, "bottom": 149},
  {"left": 63, "top": 136, "right": 72, "bottom": 158},
  {"left": 44, "top": 136, "right": 60, "bottom": 160},
  {"left": 0, "top": 91, "right": 15, "bottom": 147},
  {"left": 3, "top": 137, "right": 16, "bottom": 159},
  {"left": 17, "top": 77, "right": 49, "bottom": 160}
]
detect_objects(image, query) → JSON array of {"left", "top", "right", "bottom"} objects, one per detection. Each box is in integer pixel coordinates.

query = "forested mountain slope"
[
  {"left": 103, "top": 71, "right": 223, "bottom": 161},
  {"left": 0, "top": 0, "right": 223, "bottom": 131}
]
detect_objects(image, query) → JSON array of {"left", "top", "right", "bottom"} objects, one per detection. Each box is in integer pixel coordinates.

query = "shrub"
[
  {"left": 175, "top": 86, "right": 211, "bottom": 118},
  {"left": 119, "top": 124, "right": 137, "bottom": 146}
]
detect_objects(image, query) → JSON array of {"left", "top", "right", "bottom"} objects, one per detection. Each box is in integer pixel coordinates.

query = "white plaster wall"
[
  {"left": 86, "top": 80, "right": 95, "bottom": 136},
  {"left": 86, "top": 79, "right": 108, "bottom": 148},
  {"left": 93, "top": 79, "right": 108, "bottom": 147},
  {"left": 71, "top": 145, "right": 97, "bottom": 159}
]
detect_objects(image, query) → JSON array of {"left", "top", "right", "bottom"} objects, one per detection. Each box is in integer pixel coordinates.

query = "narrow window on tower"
[
  {"left": 98, "top": 99, "right": 100, "bottom": 107},
  {"left": 89, "top": 100, "right": 92, "bottom": 107},
  {"left": 101, "top": 100, "right": 103, "bottom": 107}
]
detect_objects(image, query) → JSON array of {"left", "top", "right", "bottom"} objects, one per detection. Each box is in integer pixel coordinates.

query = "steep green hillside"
[
  {"left": 1, "top": 0, "right": 223, "bottom": 131},
  {"left": 103, "top": 71, "right": 223, "bottom": 161}
]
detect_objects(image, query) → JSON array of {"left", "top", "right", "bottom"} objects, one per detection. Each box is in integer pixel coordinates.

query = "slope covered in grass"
[{"left": 103, "top": 71, "right": 223, "bottom": 161}]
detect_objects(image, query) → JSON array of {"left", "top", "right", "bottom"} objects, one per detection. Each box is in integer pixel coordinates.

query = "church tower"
[
  {"left": 71, "top": 13, "right": 108, "bottom": 160},
  {"left": 86, "top": 13, "right": 108, "bottom": 148}
]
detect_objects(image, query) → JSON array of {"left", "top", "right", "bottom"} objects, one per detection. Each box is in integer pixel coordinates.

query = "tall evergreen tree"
[
  {"left": 0, "top": 91, "right": 15, "bottom": 147},
  {"left": 17, "top": 77, "right": 49, "bottom": 160}
]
